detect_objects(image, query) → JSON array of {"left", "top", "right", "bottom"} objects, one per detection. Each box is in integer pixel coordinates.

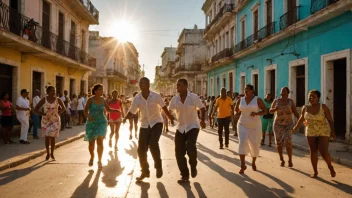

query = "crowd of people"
[{"left": 0, "top": 77, "right": 337, "bottom": 181}]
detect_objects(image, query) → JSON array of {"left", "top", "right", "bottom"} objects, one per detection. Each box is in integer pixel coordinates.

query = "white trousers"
[
  {"left": 17, "top": 116, "right": 29, "bottom": 141},
  {"left": 237, "top": 124, "right": 262, "bottom": 157}
]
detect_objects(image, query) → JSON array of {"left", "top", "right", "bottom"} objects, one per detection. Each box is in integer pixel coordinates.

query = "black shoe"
[
  {"left": 136, "top": 172, "right": 150, "bottom": 181},
  {"left": 191, "top": 168, "right": 197, "bottom": 178},
  {"left": 20, "top": 140, "right": 30, "bottom": 144},
  {"left": 177, "top": 176, "right": 190, "bottom": 183},
  {"left": 225, "top": 144, "right": 229, "bottom": 148},
  {"left": 156, "top": 168, "right": 163, "bottom": 178},
  {"left": 33, "top": 136, "right": 39, "bottom": 139},
  {"left": 219, "top": 145, "right": 224, "bottom": 149},
  {"left": 20, "top": 140, "right": 24, "bottom": 144}
]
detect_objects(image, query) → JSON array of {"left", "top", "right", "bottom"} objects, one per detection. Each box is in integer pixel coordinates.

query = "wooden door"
[{"left": 42, "top": 1, "right": 51, "bottom": 49}]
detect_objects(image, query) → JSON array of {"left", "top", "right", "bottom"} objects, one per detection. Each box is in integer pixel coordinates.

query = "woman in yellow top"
[{"left": 293, "top": 90, "right": 336, "bottom": 178}]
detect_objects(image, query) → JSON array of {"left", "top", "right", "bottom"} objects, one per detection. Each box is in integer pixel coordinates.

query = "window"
[
  {"left": 266, "top": 0, "right": 273, "bottom": 25},
  {"left": 251, "top": 70, "right": 259, "bottom": 96},
  {"left": 222, "top": 74, "right": 226, "bottom": 89},
  {"left": 58, "top": 12, "right": 64, "bottom": 39},
  {"left": 70, "top": 21, "right": 76, "bottom": 45},
  {"left": 231, "top": 26, "right": 235, "bottom": 47},
  {"left": 265, "top": 64, "right": 277, "bottom": 97},
  {"left": 216, "top": 77, "right": 220, "bottom": 96},
  {"left": 289, "top": 58, "right": 308, "bottom": 107},
  {"left": 241, "top": 20, "right": 245, "bottom": 41},
  {"left": 210, "top": 78, "right": 214, "bottom": 96},
  {"left": 81, "top": 30, "right": 85, "bottom": 50},
  {"left": 240, "top": 73, "right": 246, "bottom": 93},
  {"left": 229, "top": 72, "right": 234, "bottom": 92},
  {"left": 225, "top": 32, "right": 229, "bottom": 48},
  {"left": 42, "top": 1, "right": 51, "bottom": 49},
  {"left": 253, "top": 10, "right": 259, "bottom": 40}
]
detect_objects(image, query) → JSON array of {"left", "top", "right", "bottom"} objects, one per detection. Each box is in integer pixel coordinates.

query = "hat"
[{"left": 21, "top": 89, "right": 29, "bottom": 94}]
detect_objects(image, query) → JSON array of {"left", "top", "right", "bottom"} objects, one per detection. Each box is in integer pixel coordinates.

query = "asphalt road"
[{"left": 0, "top": 123, "right": 351, "bottom": 198}]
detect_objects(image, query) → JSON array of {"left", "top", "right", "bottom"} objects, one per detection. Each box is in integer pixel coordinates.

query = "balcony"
[
  {"left": 257, "top": 22, "right": 275, "bottom": 41},
  {"left": 204, "top": 4, "right": 234, "bottom": 37},
  {"left": 311, "top": 0, "right": 339, "bottom": 14},
  {"left": 174, "top": 65, "right": 201, "bottom": 75},
  {"left": 280, "top": 6, "right": 300, "bottom": 30},
  {"left": 106, "top": 69, "right": 128, "bottom": 81},
  {"left": 0, "top": 1, "right": 96, "bottom": 70},
  {"left": 211, "top": 48, "right": 233, "bottom": 63},
  {"left": 67, "top": 0, "right": 99, "bottom": 24}
]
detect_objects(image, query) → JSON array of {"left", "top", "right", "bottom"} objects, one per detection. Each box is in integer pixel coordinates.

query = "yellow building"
[{"left": 0, "top": 0, "right": 98, "bottom": 101}]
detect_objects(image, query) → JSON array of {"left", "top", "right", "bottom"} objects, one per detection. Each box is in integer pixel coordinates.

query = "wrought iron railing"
[
  {"left": 106, "top": 69, "right": 128, "bottom": 81},
  {"left": 174, "top": 65, "right": 201, "bottom": 74},
  {"left": 205, "top": 4, "right": 234, "bottom": 34},
  {"left": 211, "top": 48, "right": 233, "bottom": 63},
  {"left": 79, "top": 0, "right": 99, "bottom": 21},
  {"left": 280, "top": 6, "right": 300, "bottom": 30},
  {"left": 0, "top": 1, "right": 96, "bottom": 68},
  {"left": 258, "top": 22, "right": 275, "bottom": 40},
  {"left": 311, "top": 0, "right": 339, "bottom": 14}
]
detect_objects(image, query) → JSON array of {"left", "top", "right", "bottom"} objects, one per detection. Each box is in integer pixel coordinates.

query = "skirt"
[
  {"left": 237, "top": 122, "right": 262, "bottom": 157},
  {"left": 1, "top": 116, "right": 13, "bottom": 127}
]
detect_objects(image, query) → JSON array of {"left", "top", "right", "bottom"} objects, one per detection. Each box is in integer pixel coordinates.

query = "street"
[{"left": 0, "top": 123, "right": 351, "bottom": 198}]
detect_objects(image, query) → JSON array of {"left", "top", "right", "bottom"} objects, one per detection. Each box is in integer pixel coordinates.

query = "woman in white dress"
[{"left": 235, "top": 84, "right": 267, "bottom": 174}]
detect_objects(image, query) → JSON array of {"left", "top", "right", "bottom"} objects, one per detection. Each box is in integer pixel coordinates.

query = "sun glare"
[{"left": 111, "top": 21, "right": 138, "bottom": 42}]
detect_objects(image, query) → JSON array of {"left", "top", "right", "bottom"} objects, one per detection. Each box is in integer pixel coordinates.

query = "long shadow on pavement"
[
  {"left": 257, "top": 170, "right": 294, "bottom": 193},
  {"left": 101, "top": 151, "right": 125, "bottom": 187},
  {"left": 290, "top": 168, "right": 352, "bottom": 195},
  {"left": 163, "top": 132, "right": 293, "bottom": 197},
  {"left": 0, "top": 160, "right": 48, "bottom": 185},
  {"left": 136, "top": 181, "right": 150, "bottom": 198},
  {"left": 194, "top": 182, "right": 207, "bottom": 198},
  {"left": 125, "top": 141, "right": 138, "bottom": 159},
  {"left": 178, "top": 181, "right": 196, "bottom": 198},
  {"left": 157, "top": 182, "right": 169, "bottom": 198},
  {"left": 71, "top": 169, "right": 101, "bottom": 198}
]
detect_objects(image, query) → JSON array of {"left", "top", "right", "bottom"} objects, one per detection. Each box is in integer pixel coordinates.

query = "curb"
[
  {"left": 0, "top": 133, "right": 85, "bottom": 172},
  {"left": 292, "top": 143, "right": 352, "bottom": 168}
]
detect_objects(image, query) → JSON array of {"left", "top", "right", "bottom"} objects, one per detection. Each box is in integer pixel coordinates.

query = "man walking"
[
  {"left": 213, "top": 88, "right": 234, "bottom": 149},
  {"left": 32, "top": 89, "right": 41, "bottom": 139},
  {"left": 16, "top": 89, "right": 31, "bottom": 144},
  {"left": 169, "top": 79, "right": 206, "bottom": 183},
  {"left": 123, "top": 77, "right": 174, "bottom": 181}
]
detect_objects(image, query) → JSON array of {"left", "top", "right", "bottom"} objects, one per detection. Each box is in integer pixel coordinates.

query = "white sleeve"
[
  {"left": 16, "top": 98, "right": 22, "bottom": 107},
  {"left": 194, "top": 95, "right": 205, "bottom": 109},
  {"left": 157, "top": 94, "right": 166, "bottom": 108},
  {"left": 129, "top": 97, "right": 139, "bottom": 114},
  {"left": 168, "top": 97, "right": 176, "bottom": 112}
]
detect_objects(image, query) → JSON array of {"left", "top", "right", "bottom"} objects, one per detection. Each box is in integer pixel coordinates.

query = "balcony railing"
[
  {"left": 106, "top": 69, "right": 128, "bottom": 81},
  {"left": 174, "top": 65, "right": 201, "bottom": 74},
  {"left": 311, "top": 0, "right": 339, "bottom": 14},
  {"left": 79, "top": 0, "right": 99, "bottom": 21},
  {"left": 258, "top": 22, "right": 275, "bottom": 41},
  {"left": 205, "top": 4, "right": 234, "bottom": 35},
  {"left": 0, "top": 1, "right": 96, "bottom": 68},
  {"left": 280, "top": 6, "right": 300, "bottom": 30},
  {"left": 211, "top": 48, "right": 233, "bottom": 63}
]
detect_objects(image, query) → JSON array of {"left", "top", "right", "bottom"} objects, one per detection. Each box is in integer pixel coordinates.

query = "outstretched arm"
[{"left": 293, "top": 106, "right": 307, "bottom": 132}]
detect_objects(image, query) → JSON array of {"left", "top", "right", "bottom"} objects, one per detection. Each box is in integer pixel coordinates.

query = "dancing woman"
[{"left": 85, "top": 84, "right": 120, "bottom": 169}]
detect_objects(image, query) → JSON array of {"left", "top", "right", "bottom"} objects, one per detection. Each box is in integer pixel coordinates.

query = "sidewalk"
[
  {"left": 0, "top": 125, "right": 86, "bottom": 171},
  {"left": 291, "top": 133, "right": 352, "bottom": 168}
]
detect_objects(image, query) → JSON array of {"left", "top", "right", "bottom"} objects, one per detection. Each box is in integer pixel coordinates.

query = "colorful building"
[{"left": 0, "top": 0, "right": 98, "bottom": 100}]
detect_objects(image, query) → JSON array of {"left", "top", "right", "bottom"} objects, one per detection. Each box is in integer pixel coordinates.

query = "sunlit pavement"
[{"left": 0, "top": 122, "right": 352, "bottom": 198}]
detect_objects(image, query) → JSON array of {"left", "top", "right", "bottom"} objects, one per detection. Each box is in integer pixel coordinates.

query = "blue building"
[{"left": 203, "top": 0, "right": 352, "bottom": 143}]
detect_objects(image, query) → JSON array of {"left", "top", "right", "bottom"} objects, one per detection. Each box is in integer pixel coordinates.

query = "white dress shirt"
[
  {"left": 33, "top": 96, "right": 41, "bottom": 108},
  {"left": 169, "top": 91, "right": 205, "bottom": 133},
  {"left": 16, "top": 96, "right": 29, "bottom": 118},
  {"left": 77, "top": 97, "right": 85, "bottom": 110},
  {"left": 129, "top": 91, "right": 165, "bottom": 128}
]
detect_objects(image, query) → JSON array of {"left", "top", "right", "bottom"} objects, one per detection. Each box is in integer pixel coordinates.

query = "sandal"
[
  {"left": 51, "top": 154, "right": 56, "bottom": 161},
  {"left": 288, "top": 161, "right": 293, "bottom": 168},
  {"left": 310, "top": 172, "right": 318, "bottom": 178},
  {"left": 280, "top": 158, "right": 285, "bottom": 167},
  {"left": 46, "top": 154, "right": 50, "bottom": 161},
  {"left": 88, "top": 159, "right": 94, "bottom": 167},
  {"left": 329, "top": 166, "right": 336, "bottom": 178},
  {"left": 239, "top": 165, "right": 247, "bottom": 174},
  {"left": 98, "top": 162, "right": 103, "bottom": 169},
  {"left": 252, "top": 164, "right": 257, "bottom": 171}
]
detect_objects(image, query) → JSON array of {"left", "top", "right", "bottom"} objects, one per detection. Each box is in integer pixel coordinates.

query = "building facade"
[
  {"left": 154, "top": 47, "right": 177, "bottom": 95},
  {"left": 174, "top": 26, "right": 208, "bottom": 96},
  {"left": 0, "top": 0, "right": 98, "bottom": 101},
  {"left": 205, "top": 0, "right": 352, "bottom": 143}
]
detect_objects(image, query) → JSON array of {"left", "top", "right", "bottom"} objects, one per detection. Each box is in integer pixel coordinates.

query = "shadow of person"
[
  {"left": 157, "top": 182, "right": 169, "bottom": 198},
  {"left": 178, "top": 181, "right": 196, "bottom": 198},
  {"left": 125, "top": 141, "right": 138, "bottom": 159},
  {"left": 71, "top": 169, "right": 101, "bottom": 198},
  {"left": 290, "top": 168, "right": 352, "bottom": 194},
  {"left": 136, "top": 181, "right": 150, "bottom": 198},
  {"left": 194, "top": 182, "right": 207, "bottom": 198},
  {"left": 102, "top": 151, "right": 125, "bottom": 187},
  {"left": 0, "top": 160, "right": 48, "bottom": 185},
  {"left": 201, "top": 128, "right": 239, "bottom": 143},
  {"left": 257, "top": 170, "right": 294, "bottom": 193}
]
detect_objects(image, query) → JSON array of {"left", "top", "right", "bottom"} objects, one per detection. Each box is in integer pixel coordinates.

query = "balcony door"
[
  {"left": 9, "top": 0, "right": 21, "bottom": 35},
  {"left": 42, "top": 1, "right": 51, "bottom": 49},
  {"left": 69, "top": 21, "right": 77, "bottom": 59},
  {"left": 253, "top": 10, "right": 259, "bottom": 40},
  {"left": 287, "top": 0, "right": 297, "bottom": 26},
  {"left": 57, "top": 12, "right": 65, "bottom": 55}
]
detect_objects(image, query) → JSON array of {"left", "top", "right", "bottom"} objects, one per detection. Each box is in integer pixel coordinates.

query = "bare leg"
[
  {"left": 129, "top": 119, "right": 133, "bottom": 139},
  {"left": 50, "top": 137, "right": 56, "bottom": 160},
  {"left": 269, "top": 133, "right": 273, "bottom": 146},
  {"left": 45, "top": 137, "right": 50, "bottom": 160},
  {"left": 277, "top": 144, "right": 285, "bottom": 166},
  {"left": 89, "top": 140, "right": 95, "bottom": 161},
  {"left": 317, "top": 136, "right": 335, "bottom": 177},
  {"left": 286, "top": 143, "right": 293, "bottom": 167},
  {"left": 6, "top": 127, "right": 14, "bottom": 143},
  {"left": 115, "top": 122, "right": 121, "bottom": 149},
  {"left": 239, "top": 155, "right": 247, "bottom": 173},
  {"left": 307, "top": 136, "right": 319, "bottom": 177},
  {"left": 252, "top": 157, "right": 257, "bottom": 171},
  {"left": 261, "top": 132, "right": 265, "bottom": 145},
  {"left": 96, "top": 137, "right": 104, "bottom": 163},
  {"left": 109, "top": 123, "right": 115, "bottom": 148}
]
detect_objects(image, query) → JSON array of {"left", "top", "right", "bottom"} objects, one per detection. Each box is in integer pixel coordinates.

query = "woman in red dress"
[{"left": 108, "top": 90, "right": 124, "bottom": 150}]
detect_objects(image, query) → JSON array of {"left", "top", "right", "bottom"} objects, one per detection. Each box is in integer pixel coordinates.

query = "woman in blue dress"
[{"left": 84, "top": 84, "right": 120, "bottom": 168}]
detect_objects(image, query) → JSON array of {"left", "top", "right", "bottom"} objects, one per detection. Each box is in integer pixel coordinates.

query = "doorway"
[
  {"left": 70, "top": 79, "right": 76, "bottom": 98},
  {"left": 32, "top": 71, "right": 43, "bottom": 97},
  {"left": 80, "top": 80, "right": 86, "bottom": 95},
  {"left": 333, "top": 59, "right": 347, "bottom": 140},
  {"left": 56, "top": 76, "right": 64, "bottom": 96},
  {"left": 0, "top": 64, "right": 13, "bottom": 101}
]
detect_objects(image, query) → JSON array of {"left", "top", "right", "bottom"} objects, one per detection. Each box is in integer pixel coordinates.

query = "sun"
[{"left": 111, "top": 21, "right": 138, "bottom": 42}]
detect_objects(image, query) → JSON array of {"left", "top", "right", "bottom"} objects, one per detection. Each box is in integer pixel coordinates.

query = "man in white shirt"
[
  {"left": 77, "top": 95, "right": 85, "bottom": 125},
  {"left": 32, "top": 89, "right": 41, "bottom": 139},
  {"left": 123, "top": 77, "right": 175, "bottom": 181},
  {"left": 169, "top": 79, "right": 206, "bottom": 183},
  {"left": 16, "top": 89, "right": 31, "bottom": 144}
]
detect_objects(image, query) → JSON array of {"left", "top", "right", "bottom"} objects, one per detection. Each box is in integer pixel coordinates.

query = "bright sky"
[{"left": 90, "top": 0, "right": 205, "bottom": 83}]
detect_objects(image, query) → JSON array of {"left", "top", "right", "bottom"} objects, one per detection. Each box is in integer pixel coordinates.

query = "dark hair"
[
  {"left": 46, "top": 86, "right": 55, "bottom": 94},
  {"left": 309, "top": 89, "right": 321, "bottom": 98},
  {"left": 246, "top": 84, "right": 254, "bottom": 91},
  {"left": 72, "top": 94, "right": 77, "bottom": 99},
  {"left": 178, "top": 78, "right": 188, "bottom": 86},
  {"left": 283, "top": 86, "right": 290, "bottom": 93},
  {"left": 1, "top": 92, "right": 9, "bottom": 100},
  {"left": 139, "top": 77, "right": 150, "bottom": 84},
  {"left": 91, "top": 84, "right": 103, "bottom": 95},
  {"left": 133, "top": 91, "right": 138, "bottom": 97},
  {"left": 112, "top": 90, "right": 118, "bottom": 95}
]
